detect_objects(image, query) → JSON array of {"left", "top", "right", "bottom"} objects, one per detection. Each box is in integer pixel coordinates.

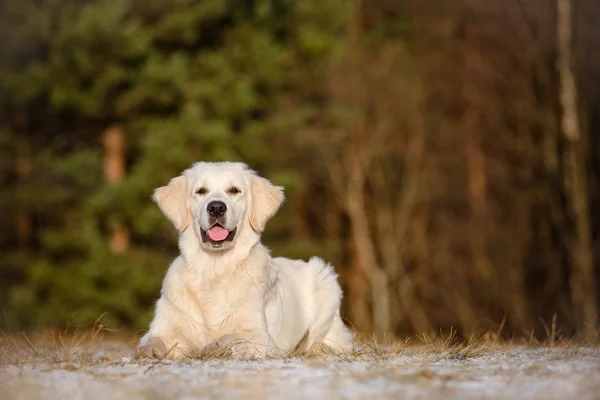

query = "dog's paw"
[
  {"left": 227, "top": 342, "right": 268, "bottom": 360},
  {"left": 136, "top": 337, "right": 167, "bottom": 359},
  {"left": 200, "top": 334, "right": 267, "bottom": 360},
  {"left": 199, "top": 342, "right": 233, "bottom": 358}
]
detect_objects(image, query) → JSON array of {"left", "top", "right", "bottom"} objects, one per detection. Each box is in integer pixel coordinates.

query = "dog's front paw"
[
  {"left": 199, "top": 341, "right": 233, "bottom": 358},
  {"left": 201, "top": 334, "right": 266, "bottom": 360},
  {"left": 136, "top": 337, "right": 167, "bottom": 359}
]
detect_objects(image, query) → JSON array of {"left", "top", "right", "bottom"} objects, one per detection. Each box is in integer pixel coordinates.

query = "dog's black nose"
[{"left": 207, "top": 201, "right": 227, "bottom": 217}]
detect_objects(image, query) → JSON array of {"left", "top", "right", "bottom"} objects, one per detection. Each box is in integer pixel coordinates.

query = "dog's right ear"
[{"left": 153, "top": 175, "right": 189, "bottom": 232}]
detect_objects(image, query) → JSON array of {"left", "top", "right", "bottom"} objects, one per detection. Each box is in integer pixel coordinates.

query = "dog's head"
[{"left": 153, "top": 162, "right": 284, "bottom": 251}]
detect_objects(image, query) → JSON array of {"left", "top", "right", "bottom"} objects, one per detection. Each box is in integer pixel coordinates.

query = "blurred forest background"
[{"left": 1, "top": 0, "right": 600, "bottom": 342}]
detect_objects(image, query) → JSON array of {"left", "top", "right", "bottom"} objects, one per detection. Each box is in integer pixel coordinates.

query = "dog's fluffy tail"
[{"left": 307, "top": 256, "right": 343, "bottom": 303}]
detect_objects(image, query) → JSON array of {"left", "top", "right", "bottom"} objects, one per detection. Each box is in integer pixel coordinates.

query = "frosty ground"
[{"left": 1, "top": 340, "right": 599, "bottom": 400}]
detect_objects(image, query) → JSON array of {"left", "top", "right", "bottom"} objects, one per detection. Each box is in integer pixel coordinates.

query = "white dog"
[{"left": 138, "top": 162, "right": 353, "bottom": 359}]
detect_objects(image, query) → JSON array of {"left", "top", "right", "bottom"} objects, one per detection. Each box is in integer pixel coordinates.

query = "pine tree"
[{"left": 0, "top": 0, "right": 349, "bottom": 331}]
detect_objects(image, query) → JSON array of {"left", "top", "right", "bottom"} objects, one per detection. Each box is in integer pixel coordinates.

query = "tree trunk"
[
  {"left": 346, "top": 227, "right": 373, "bottom": 336},
  {"left": 103, "top": 125, "right": 129, "bottom": 253},
  {"left": 461, "top": 14, "right": 491, "bottom": 288},
  {"left": 556, "top": 0, "right": 597, "bottom": 336},
  {"left": 346, "top": 168, "right": 392, "bottom": 340},
  {"left": 16, "top": 142, "right": 32, "bottom": 252}
]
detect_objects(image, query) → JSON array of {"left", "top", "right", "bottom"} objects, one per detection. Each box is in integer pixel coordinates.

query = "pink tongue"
[{"left": 207, "top": 226, "right": 229, "bottom": 241}]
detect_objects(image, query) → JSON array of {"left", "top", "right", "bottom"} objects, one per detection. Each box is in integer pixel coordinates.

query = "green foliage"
[{"left": 0, "top": 0, "right": 350, "bottom": 332}]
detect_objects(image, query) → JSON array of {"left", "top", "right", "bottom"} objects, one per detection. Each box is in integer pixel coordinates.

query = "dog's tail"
[{"left": 307, "top": 256, "right": 343, "bottom": 302}]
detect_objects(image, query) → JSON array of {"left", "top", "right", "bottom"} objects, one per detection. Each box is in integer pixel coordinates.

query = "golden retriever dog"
[{"left": 138, "top": 162, "right": 353, "bottom": 359}]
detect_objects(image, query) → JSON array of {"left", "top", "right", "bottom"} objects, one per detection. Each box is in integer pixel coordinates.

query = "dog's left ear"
[
  {"left": 249, "top": 174, "right": 285, "bottom": 233},
  {"left": 153, "top": 175, "right": 190, "bottom": 232}
]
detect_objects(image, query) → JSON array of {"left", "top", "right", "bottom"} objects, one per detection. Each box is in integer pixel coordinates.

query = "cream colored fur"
[{"left": 138, "top": 162, "right": 353, "bottom": 360}]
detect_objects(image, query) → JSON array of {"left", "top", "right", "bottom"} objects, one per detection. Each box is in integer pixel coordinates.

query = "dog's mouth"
[{"left": 201, "top": 224, "right": 237, "bottom": 244}]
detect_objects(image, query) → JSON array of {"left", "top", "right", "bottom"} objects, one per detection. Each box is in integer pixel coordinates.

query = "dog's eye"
[
  {"left": 195, "top": 187, "right": 207, "bottom": 195},
  {"left": 228, "top": 186, "right": 241, "bottom": 195}
]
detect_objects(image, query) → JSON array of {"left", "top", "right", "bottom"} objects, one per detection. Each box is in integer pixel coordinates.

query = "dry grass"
[{"left": 2, "top": 321, "right": 596, "bottom": 367}]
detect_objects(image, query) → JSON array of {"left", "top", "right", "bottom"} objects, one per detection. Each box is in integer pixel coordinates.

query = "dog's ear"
[
  {"left": 153, "top": 175, "right": 190, "bottom": 231},
  {"left": 249, "top": 174, "right": 285, "bottom": 233}
]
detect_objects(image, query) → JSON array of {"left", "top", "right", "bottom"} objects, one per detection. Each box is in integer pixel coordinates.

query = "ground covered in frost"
[{"left": 1, "top": 341, "right": 599, "bottom": 400}]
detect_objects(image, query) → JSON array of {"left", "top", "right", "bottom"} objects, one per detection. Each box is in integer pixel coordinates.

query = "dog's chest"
[{"left": 195, "top": 277, "right": 257, "bottom": 334}]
